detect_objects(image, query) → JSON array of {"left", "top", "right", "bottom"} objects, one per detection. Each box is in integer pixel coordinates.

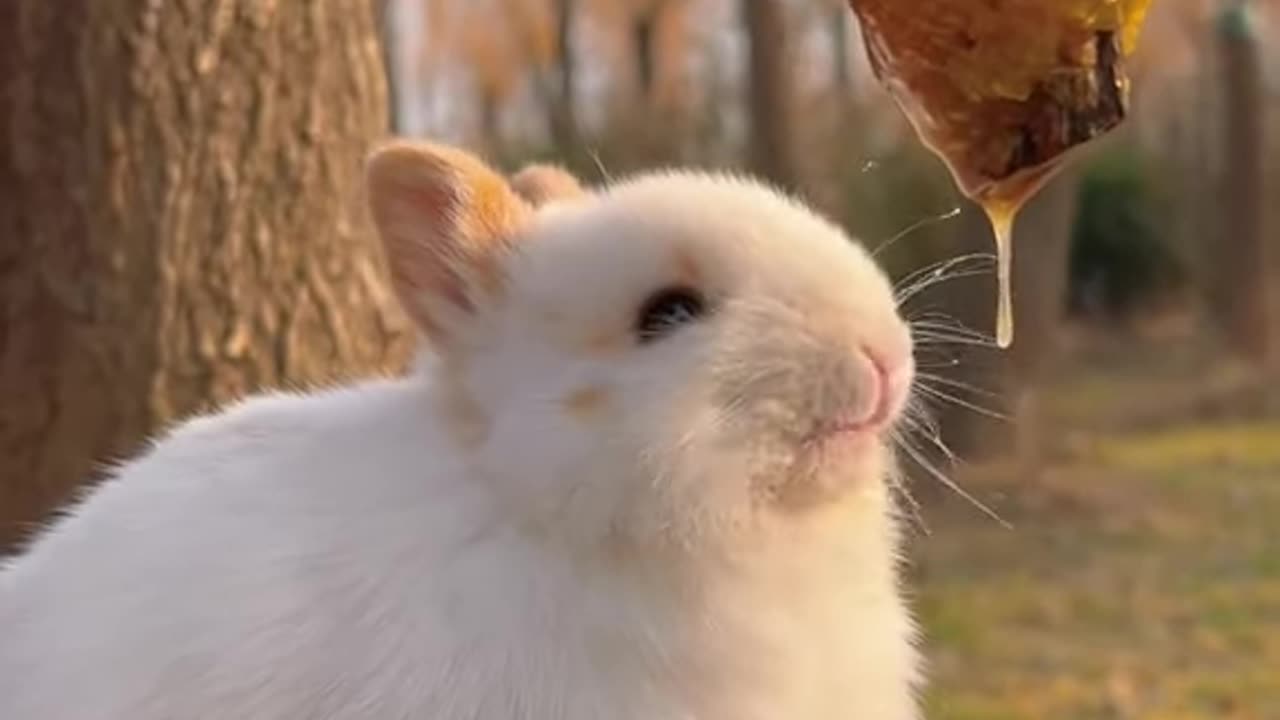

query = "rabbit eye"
[{"left": 635, "top": 286, "right": 707, "bottom": 344}]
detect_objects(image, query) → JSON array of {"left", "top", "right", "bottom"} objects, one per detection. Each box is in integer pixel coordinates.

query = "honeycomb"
[
  {"left": 850, "top": 0, "right": 1154, "bottom": 347},
  {"left": 851, "top": 0, "right": 1153, "bottom": 210}
]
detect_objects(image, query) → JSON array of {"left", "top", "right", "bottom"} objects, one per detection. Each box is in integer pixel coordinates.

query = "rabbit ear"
[
  {"left": 365, "top": 141, "right": 532, "bottom": 342},
  {"left": 510, "top": 164, "right": 587, "bottom": 207}
]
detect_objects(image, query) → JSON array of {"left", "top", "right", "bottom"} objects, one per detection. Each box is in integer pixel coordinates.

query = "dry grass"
[{"left": 911, "top": 330, "right": 1280, "bottom": 719}]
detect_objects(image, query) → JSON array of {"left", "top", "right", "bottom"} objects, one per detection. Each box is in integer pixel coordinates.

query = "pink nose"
[{"left": 846, "top": 345, "right": 914, "bottom": 432}]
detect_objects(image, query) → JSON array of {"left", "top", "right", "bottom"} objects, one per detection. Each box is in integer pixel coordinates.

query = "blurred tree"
[
  {"left": 471, "top": 0, "right": 582, "bottom": 155},
  {"left": 0, "top": 0, "right": 413, "bottom": 552},
  {"left": 377, "top": 0, "right": 402, "bottom": 132},
  {"left": 826, "top": 0, "right": 855, "bottom": 98},
  {"left": 741, "top": 0, "right": 800, "bottom": 190},
  {"left": 381, "top": 0, "right": 434, "bottom": 136},
  {"left": 623, "top": 0, "right": 694, "bottom": 105},
  {"left": 549, "top": 0, "right": 583, "bottom": 151},
  {"left": 923, "top": 171, "right": 1080, "bottom": 477},
  {"left": 460, "top": 11, "right": 522, "bottom": 151},
  {"left": 1212, "top": 1, "right": 1271, "bottom": 365},
  {"left": 1004, "top": 170, "right": 1081, "bottom": 471},
  {"left": 630, "top": 0, "right": 668, "bottom": 101},
  {"left": 910, "top": 207, "right": 989, "bottom": 473},
  {"left": 602, "top": 0, "right": 694, "bottom": 168}
]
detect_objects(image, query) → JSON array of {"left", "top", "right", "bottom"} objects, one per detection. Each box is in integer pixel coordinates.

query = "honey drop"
[
  {"left": 983, "top": 204, "right": 1016, "bottom": 349},
  {"left": 972, "top": 163, "right": 1064, "bottom": 350}
]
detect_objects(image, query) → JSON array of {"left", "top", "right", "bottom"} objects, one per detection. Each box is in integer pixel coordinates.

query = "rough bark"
[
  {"left": 741, "top": 0, "right": 800, "bottom": 191},
  {"left": 1213, "top": 4, "right": 1270, "bottom": 366},
  {"left": 0, "top": 0, "right": 414, "bottom": 552}
]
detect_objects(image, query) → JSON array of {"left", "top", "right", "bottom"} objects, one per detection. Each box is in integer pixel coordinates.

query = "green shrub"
[{"left": 1067, "top": 145, "right": 1186, "bottom": 319}]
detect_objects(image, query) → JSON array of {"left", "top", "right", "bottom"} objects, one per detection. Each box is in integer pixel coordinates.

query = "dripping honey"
[
  {"left": 849, "top": 0, "right": 1152, "bottom": 349},
  {"left": 971, "top": 162, "right": 1067, "bottom": 349}
]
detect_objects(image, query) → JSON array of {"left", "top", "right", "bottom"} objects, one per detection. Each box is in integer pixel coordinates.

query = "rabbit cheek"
[
  {"left": 561, "top": 385, "right": 612, "bottom": 421},
  {"left": 580, "top": 328, "right": 628, "bottom": 356},
  {"left": 434, "top": 365, "right": 492, "bottom": 450}
]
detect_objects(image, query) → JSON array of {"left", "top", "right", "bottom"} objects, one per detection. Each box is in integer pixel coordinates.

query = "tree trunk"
[
  {"left": 921, "top": 169, "right": 1078, "bottom": 486},
  {"left": 829, "top": 3, "right": 853, "bottom": 98},
  {"left": 0, "top": 0, "right": 414, "bottom": 553},
  {"left": 548, "top": 0, "right": 581, "bottom": 153},
  {"left": 1003, "top": 169, "right": 1080, "bottom": 473},
  {"left": 479, "top": 86, "right": 503, "bottom": 155},
  {"left": 376, "top": 0, "right": 401, "bottom": 133},
  {"left": 1213, "top": 3, "right": 1270, "bottom": 366},
  {"left": 741, "top": 0, "right": 800, "bottom": 191},
  {"left": 928, "top": 204, "right": 1002, "bottom": 464},
  {"left": 618, "top": 1, "right": 686, "bottom": 168},
  {"left": 632, "top": 10, "right": 659, "bottom": 102}
]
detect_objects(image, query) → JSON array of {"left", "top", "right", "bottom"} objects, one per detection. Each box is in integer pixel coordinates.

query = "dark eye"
[{"left": 634, "top": 286, "right": 707, "bottom": 344}]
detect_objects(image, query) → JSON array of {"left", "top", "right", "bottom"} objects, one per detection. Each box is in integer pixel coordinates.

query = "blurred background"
[{"left": 2, "top": 0, "right": 1278, "bottom": 716}]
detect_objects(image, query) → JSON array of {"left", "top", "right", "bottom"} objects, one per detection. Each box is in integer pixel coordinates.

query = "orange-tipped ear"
[
  {"left": 365, "top": 141, "right": 532, "bottom": 341},
  {"left": 510, "top": 164, "right": 587, "bottom": 207}
]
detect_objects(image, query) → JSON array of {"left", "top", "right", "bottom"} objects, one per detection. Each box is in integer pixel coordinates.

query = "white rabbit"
[{"left": 0, "top": 141, "right": 921, "bottom": 719}]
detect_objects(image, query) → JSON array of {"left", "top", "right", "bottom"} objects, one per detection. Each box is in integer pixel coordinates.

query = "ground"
[{"left": 911, "top": 324, "right": 1280, "bottom": 719}]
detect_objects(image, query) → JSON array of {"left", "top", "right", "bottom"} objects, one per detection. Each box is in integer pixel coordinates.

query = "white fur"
[{"left": 0, "top": 159, "right": 921, "bottom": 719}]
